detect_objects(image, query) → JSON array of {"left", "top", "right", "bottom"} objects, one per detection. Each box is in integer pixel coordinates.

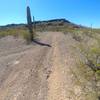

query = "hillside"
[
  {"left": 0, "top": 19, "right": 100, "bottom": 100},
  {"left": 0, "top": 19, "right": 82, "bottom": 30}
]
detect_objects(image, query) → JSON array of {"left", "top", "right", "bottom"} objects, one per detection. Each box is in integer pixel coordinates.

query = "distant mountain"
[
  {"left": 0, "top": 19, "right": 84, "bottom": 30},
  {"left": 33, "top": 19, "right": 84, "bottom": 28}
]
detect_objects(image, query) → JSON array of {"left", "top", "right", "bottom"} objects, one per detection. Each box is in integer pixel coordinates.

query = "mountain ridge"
[{"left": 0, "top": 18, "right": 84, "bottom": 29}]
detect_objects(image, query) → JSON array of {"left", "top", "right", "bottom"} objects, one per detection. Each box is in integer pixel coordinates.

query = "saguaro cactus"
[
  {"left": 33, "top": 16, "right": 36, "bottom": 30},
  {"left": 27, "top": 6, "right": 33, "bottom": 41}
]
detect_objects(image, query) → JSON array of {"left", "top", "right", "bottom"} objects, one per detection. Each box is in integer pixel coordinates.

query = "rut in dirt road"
[
  {"left": 47, "top": 33, "right": 78, "bottom": 100},
  {"left": 0, "top": 32, "right": 52, "bottom": 100},
  {"left": 47, "top": 34, "right": 67, "bottom": 100}
]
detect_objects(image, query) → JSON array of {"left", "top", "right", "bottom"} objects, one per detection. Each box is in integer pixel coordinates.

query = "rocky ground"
[{"left": 0, "top": 32, "right": 99, "bottom": 100}]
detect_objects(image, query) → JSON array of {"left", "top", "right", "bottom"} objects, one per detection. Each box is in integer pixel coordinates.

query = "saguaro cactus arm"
[{"left": 33, "top": 16, "right": 36, "bottom": 30}]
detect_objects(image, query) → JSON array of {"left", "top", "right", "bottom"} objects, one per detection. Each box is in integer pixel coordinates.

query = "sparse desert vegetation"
[
  {"left": 0, "top": 19, "right": 100, "bottom": 100},
  {"left": 0, "top": 0, "right": 100, "bottom": 99}
]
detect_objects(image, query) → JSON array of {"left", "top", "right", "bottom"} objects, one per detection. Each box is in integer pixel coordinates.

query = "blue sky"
[{"left": 0, "top": 0, "right": 100, "bottom": 28}]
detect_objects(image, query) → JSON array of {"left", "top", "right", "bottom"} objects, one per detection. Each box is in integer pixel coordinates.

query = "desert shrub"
[
  {"left": 79, "top": 44, "right": 100, "bottom": 72},
  {"left": 0, "top": 28, "right": 33, "bottom": 44},
  {"left": 96, "top": 70, "right": 100, "bottom": 80},
  {"left": 72, "top": 31, "right": 83, "bottom": 42},
  {"left": 73, "top": 33, "right": 82, "bottom": 42},
  {"left": 22, "top": 31, "right": 31, "bottom": 44},
  {"left": 86, "top": 47, "right": 100, "bottom": 71},
  {"left": 0, "top": 32, "right": 6, "bottom": 38}
]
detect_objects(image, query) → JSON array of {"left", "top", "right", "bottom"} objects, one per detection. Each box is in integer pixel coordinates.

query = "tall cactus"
[
  {"left": 33, "top": 16, "right": 36, "bottom": 30},
  {"left": 27, "top": 6, "right": 33, "bottom": 41}
]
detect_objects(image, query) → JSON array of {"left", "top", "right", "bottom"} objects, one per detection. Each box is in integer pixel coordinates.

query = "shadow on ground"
[{"left": 32, "top": 40, "right": 52, "bottom": 47}]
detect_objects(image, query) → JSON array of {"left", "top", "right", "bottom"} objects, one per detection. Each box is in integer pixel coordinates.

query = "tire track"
[
  {"left": 47, "top": 33, "right": 67, "bottom": 100},
  {"left": 0, "top": 33, "right": 52, "bottom": 100}
]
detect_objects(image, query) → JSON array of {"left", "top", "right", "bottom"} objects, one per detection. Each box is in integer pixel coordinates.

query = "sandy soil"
[{"left": 0, "top": 32, "right": 98, "bottom": 100}]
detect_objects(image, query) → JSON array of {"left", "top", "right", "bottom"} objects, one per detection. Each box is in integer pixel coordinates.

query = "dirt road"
[{"left": 0, "top": 32, "right": 98, "bottom": 100}]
